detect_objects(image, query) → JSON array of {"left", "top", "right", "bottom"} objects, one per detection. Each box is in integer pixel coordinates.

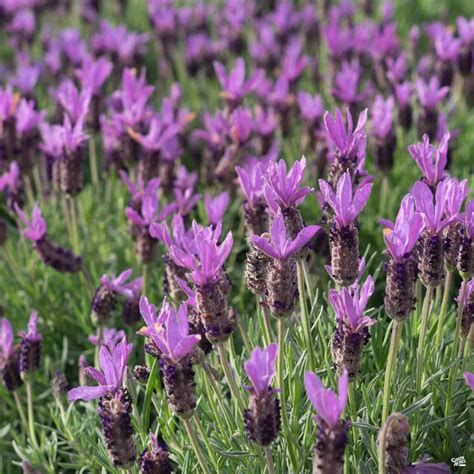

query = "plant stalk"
[
  {"left": 264, "top": 446, "right": 275, "bottom": 474},
  {"left": 217, "top": 342, "right": 246, "bottom": 412},
  {"left": 183, "top": 416, "right": 210, "bottom": 474},
  {"left": 415, "top": 286, "right": 433, "bottom": 394},
  {"left": 26, "top": 379, "right": 38, "bottom": 448},
  {"left": 297, "top": 261, "right": 315, "bottom": 372},
  {"left": 435, "top": 271, "right": 453, "bottom": 347}
]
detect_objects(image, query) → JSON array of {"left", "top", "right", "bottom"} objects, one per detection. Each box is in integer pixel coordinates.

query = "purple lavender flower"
[
  {"left": 458, "top": 199, "right": 474, "bottom": 276},
  {"left": 174, "top": 165, "right": 198, "bottom": 192},
  {"left": 204, "top": 192, "right": 229, "bottom": 225},
  {"left": 464, "top": 372, "right": 474, "bottom": 390},
  {"left": 15, "top": 99, "right": 46, "bottom": 138},
  {"left": 10, "top": 61, "right": 41, "bottom": 97},
  {"left": 56, "top": 80, "right": 92, "bottom": 125},
  {"left": 0, "top": 161, "right": 23, "bottom": 209},
  {"left": 457, "top": 278, "right": 474, "bottom": 337},
  {"left": 19, "top": 312, "right": 42, "bottom": 376},
  {"left": 434, "top": 29, "right": 461, "bottom": 62},
  {"left": 297, "top": 92, "right": 324, "bottom": 127},
  {"left": 417, "top": 77, "right": 449, "bottom": 110},
  {"left": 386, "top": 54, "right": 407, "bottom": 84},
  {"left": 408, "top": 134, "right": 449, "bottom": 189},
  {"left": 305, "top": 369, "right": 350, "bottom": 473},
  {"left": 243, "top": 343, "right": 280, "bottom": 446},
  {"left": 457, "top": 17, "right": 474, "bottom": 75},
  {"left": 0, "top": 318, "right": 22, "bottom": 391},
  {"left": 371, "top": 95, "right": 396, "bottom": 172},
  {"left": 323, "top": 18, "right": 351, "bottom": 61},
  {"left": 15, "top": 202, "right": 46, "bottom": 242},
  {"left": 89, "top": 328, "right": 126, "bottom": 350},
  {"left": 214, "top": 57, "right": 263, "bottom": 109},
  {"left": 173, "top": 186, "right": 201, "bottom": 217},
  {"left": 394, "top": 82, "right": 412, "bottom": 129},
  {"left": 76, "top": 56, "right": 113, "bottom": 97},
  {"left": 281, "top": 40, "right": 308, "bottom": 86},
  {"left": 139, "top": 432, "right": 171, "bottom": 473},
  {"left": 332, "top": 60, "right": 372, "bottom": 109}
]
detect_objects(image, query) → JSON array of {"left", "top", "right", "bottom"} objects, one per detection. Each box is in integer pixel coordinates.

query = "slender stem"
[
  {"left": 68, "top": 197, "right": 80, "bottom": 254},
  {"left": 193, "top": 415, "right": 219, "bottom": 471},
  {"left": 264, "top": 446, "right": 275, "bottom": 474},
  {"left": 379, "top": 175, "right": 389, "bottom": 215},
  {"left": 381, "top": 320, "right": 402, "bottom": 421},
  {"left": 13, "top": 391, "right": 28, "bottom": 429},
  {"left": 32, "top": 166, "right": 44, "bottom": 207},
  {"left": 445, "top": 280, "right": 468, "bottom": 418},
  {"left": 277, "top": 318, "right": 298, "bottom": 472},
  {"left": 89, "top": 137, "right": 99, "bottom": 189},
  {"left": 259, "top": 299, "right": 274, "bottom": 345},
  {"left": 24, "top": 175, "right": 35, "bottom": 208},
  {"left": 301, "top": 260, "right": 314, "bottom": 303},
  {"left": 435, "top": 271, "right": 453, "bottom": 347},
  {"left": 94, "top": 327, "right": 102, "bottom": 368},
  {"left": 217, "top": 343, "right": 246, "bottom": 412},
  {"left": 183, "top": 417, "right": 210, "bottom": 474},
  {"left": 61, "top": 195, "right": 75, "bottom": 250},
  {"left": 415, "top": 286, "right": 433, "bottom": 394},
  {"left": 237, "top": 318, "right": 252, "bottom": 355},
  {"left": 26, "top": 380, "right": 38, "bottom": 448},
  {"left": 414, "top": 281, "right": 422, "bottom": 330},
  {"left": 297, "top": 262, "right": 315, "bottom": 372}
]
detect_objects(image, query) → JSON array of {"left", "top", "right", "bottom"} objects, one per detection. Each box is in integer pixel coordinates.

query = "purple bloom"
[
  {"left": 371, "top": 95, "right": 395, "bottom": 139},
  {"left": 0, "top": 87, "right": 17, "bottom": 122},
  {"left": 443, "top": 177, "right": 468, "bottom": 218},
  {"left": 324, "top": 108, "right": 368, "bottom": 162},
  {"left": 379, "top": 195, "right": 424, "bottom": 261},
  {"left": 236, "top": 159, "right": 270, "bottom": 207},
  {"left": 89, "top": 328, "right": 126, "bottom": 350},
  {"left": 263, "top": 157, "right": 313, "bottom": 212},
  {"left": 412, "top": 181, "right": 454, "bottom": 234},
  {"left": 329, "top": 277, "right": 376, "bottom": 332},
  {"left": 99, "top": 269, "right": 138, "bottom": 298},
  {"left": 15, "top": 202, "right": 46, "bottom": 242},
  {"left": 281, "top": 40, "right": 308, "bottom": 84},
  {"left": 120, "top": 171, "right": 160, "bottom": 205},
  {"left": 173, "top": 186, "right": 201, "bottom": 217},
  {"left": 394, "top": 82, "right": 411, "bottom": 107},
  {"left": 0, "top": 161, "right": 21, "bottom": 195},
  {"left": 138, "top": 297, "right": 200, "bottom": 362},
  {"left": 125, "top": 189, "right": 176, "bottom": 229},
  {"left": 297, "top": 92, "right": 324, "bottom": 124},
  {"left": 174, "top": 165, "right": 198, "bottom": 192},
  {"left": 323, "top": 18, "right": 351, "bottom": 59},
  {"left": 204, "top": 192, "right": 229, "bottom": 225},
  {"left": 332, "top": 60, "right": 371, "bottom": 105},
  {"left": 60, "top": 116, "right": 89, "bottom": 154},
  {"left": 461, "top": 199, "right": 474, "bottom": 239},
  {"left": 457, "top": 17, "right": 474, "bottom": 44},
  {"left": 318, "top": 172, "right": 373, "bottom": 228},
  {"left": 386, "top": 54, "right": 407, "bottom": 84},
  {"left": 434, "top": 29, "right": 461, "bottom": 61},
  {"left": 150, "top": 214, "right": 191, "bottom": 254},
  {"left": 15, "top": 99, "right": 46, "bottom": 136},
  {"left": 56, "top": 80, "right": 92, "bottom": 124},
  {"left": 68, "top": 337, "right": 133, "bottom": 402},
  {"left": 244, "top": 343, "right": 278, "bottom": 394},
  {"left": 76, "top": 56, "right": 113, "bottom": 96},
  {"left": 228, "top": 107, "right": 253, "bottom": 144},
  {"left": 252, "top": 212, "right": 320, "bottom": 261},
  {"left": 214, "top": 57, "right": 263, "bottom": 105},
  {"left": 129, "top": 116, "right": 180, "bottom": 155},
  {"left": 0, "top": 318, "right": 14, "bottom": 359},
  {"left": 10, "top": 62, "right": 41, "bottom": 95},
  {"left": 416, "top": 77, "right": 449, "bottom": 110},
  {"left": 19, "top": 312, "right": 42, "bottom": 343},
  {"left": 304, "top": 369, "right": 348, "bottom": 428},
  {"left": 408, "top": 134, "right": 449, "bottom": 187},
  {"left": 464, "top": 372, "right": 474, "bottom": 391}
]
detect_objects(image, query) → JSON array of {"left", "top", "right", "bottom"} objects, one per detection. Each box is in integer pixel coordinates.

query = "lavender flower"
[
  {"left": 56, "top": 80, "right": 92, "bottom": 125},
  {"left": 204, "top": 191, "right": 229, "bottom": 225},
  {"left": 458, "top": 199, "right": 474, "bottom": 276},
  {"left": 243, "top": 343, "right": 280, "bottom": 446},
  {"left": 380, "top": 195, "right": 423, "bottom": 320},
  {"left": 0, "top": 161, "right": 23, "bottom": 209},
  {"left": 371, "top": 95, "right": 396, "bottom": 172},
  {"left": 458, "top": 279, "right": 474, "bottom": 338},
  {"left": 416, "top": 77, "right": 449, "bottom": 138},
  {"left": 68, "top": 338, "right": 136, "bottom": 467},
  {"left": 139, "top": 297, "right": 200, "bottom": 417},
  {"left": 252, "top": 213, "right": 319, "bottom": 318},
  {"left": 457, "top": 17, "right": 474, "bottom": 75},
  {"left": 434, "top": 29, "right": 461, "bottom": 87},
  {"left": 139, "top": 432, "right": 171, "bottom": 473},
  {"left": 305, "top": 369, "right": 350, "bottom": 474},
  {"left": 319, "top": 172, "right": 373, "bottom": 286},
  {"left": 89, "top": 328, "right": 126, "bottom": 350},
  {"left": 19, "top": 312, "right": 42, "bottom": 376},
  {"left": 464, "top": 372, "right": 474, "bottom": 391},
  {"left": 0, "top": 318, "right": 22, "bottom": 391},
  {"left": 332, "top": 60, "right": 371, "bottom": 110},
  {"left": 76, "top": 56, "right": 113, "bottom": 97},
  {"left": 394, "top": 82, "right": 413, "bottom": 129}
]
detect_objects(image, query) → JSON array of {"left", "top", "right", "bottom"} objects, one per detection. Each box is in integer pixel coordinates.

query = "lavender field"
[{"left": 0, "top": 0, "right": 473, "bottom": 473}]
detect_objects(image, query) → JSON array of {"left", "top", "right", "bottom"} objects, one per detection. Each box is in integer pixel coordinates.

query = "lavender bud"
[
  {"left": 243, "top": 199, "right": 269, "bottom": 237},
  {"left": 417, "top": 232, "right": 445, "bottom": 287},
  {"left": 443, "top": 222, "right": 462, "bottom": 270},
  {"left": 52, "top": 371, "right": 69, "bottom": 400},
  {"left": 312, "top": 417, "right": 350, "bottom": 474},
  {"left": 162, "top": 254, "right": 187, "bottom": 300},
  {"left": 384, "top": 255, "right": 418, "bottom": 321},
  {"left": 0, "top": 346, "right": 23, "bottom": 391},
  {"left": 34, "top": 238, "right": 82, "bottom": 273},
  {"left": 461, "top": 288, "right": 474, "bottom": 338},
  {"left": 244, "top": 388, "right": 280, "bottom": 446},
  {"left": 122, "top": 297, "right": 141, "bottom": 325},
  {"left": 458, "top": 46, "right": 473, "bottom": 76},
  {"left": 377, "top": 413, "right": 410, "bottom": 474},
  {"left": 373, "top": 132, "right": 397, "bottom": 174},
  {"left": 282, "top": 205, "right": 309, "bottom": 258},
  {"left": 457, "top": 233, "right": 473, "bottom": 277},
  {"left": 159, "top": 354, "right": 196, "bottom": 419},
  {"left": 417, "top": 108, "right": 438, "bottom": 141},
  {"left": 137, "top": 151, "right": 159, "bottom": 183},
  {"left": 188, "top": 307, "right": 213, "bottom": 355},
  {"left": 135, "top": 230, "right": 157, "bottom": 264},
  {"left": 98, "top": 388, "right": 137, "bottom": 467},
  {"left": 139, "top": 438, "right": 171, "bottom": 474},
  {"left": 19, "top": 338, "right": 41, "bottom": 376},
  {"left": 91, "top": 285, "right": 117, "bottom": 325},
  {"left": 158, "top": 160, "right": 175, "bottom": 193},
  {"left": 328, "top": 159, "right": 357, "bottom": 190},
  {"left": 265, "top": 258, "right": 298, "bottom": 319},
  {"left": 59, "top": 150, "right": 84, "bottom": 196},
  {"left": 437, "top": 61, "right": 455, "bottom": 88},
  {"left": 329, "top": 221, "right": 360, "bottom": 287},
  {"left": 398, "top": 104, "right": 413, "bottom": 130},
  {"left": 245, "top": 238, "right": 270, "bottom": 297},
  {"left": 133, "top": 365, "right": 151, "bottom": 384}
]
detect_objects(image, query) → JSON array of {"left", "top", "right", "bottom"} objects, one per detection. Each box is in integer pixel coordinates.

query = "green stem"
[
  {"left": 297, "top": 262, "right": 315, "bottom": 372},
  {"left": 259, "top": 299, "right": 274, "bottom": 345},
  {"left": 61, "top": 196, "right": 75, "bottom": 250},
  {"left": 69, "top": 197, "right": 80, "bottom": 254},
  {"left": 24, "top": 175, "right": 35, "bottom": 208},
  {"left": 13, "top": 391, "right": 27, "bottom": 429},
  {"left": 277, "top": 319, "right": 298, "bottom": 472},
  {"left": 264, "top": 446, "right": 275, "bottom": 474},
  {"left": 89, "top": 137, "right": 99, "bottom": 189},
  {"left": 26, "top": 380, "right": 38, "bottom": 448},
  {"left": 435, "top": 271, "right": 453, "bottom": 347},
  {"left": 302, "top": 260, "right": 314, "bottom": 303},
  {"left": 237, "top": 318, "right": 252, "bottom": 355},
  {"left": 183, "top": 416, "right": 210, "bottom": 474},
  {"left": 32, "top": 166, "right": 44, "bottom": 207},
  {"left": 416, "top": 286, "right": 433, "bottom": 394},
  {"left": 445, "top": 279, "right": 468, "bottom": 418},
  {"left": 94, "top": 327, "right": 102, "bottom": 368},
  {"left": 217, "top": 343, "right": 246, "bottom": 412},
  {"left": 381, "top": 320, "right": 402, "bottom": 421},
  {"left": 193, "top": 415, "right": 219, "bottom": 471},
  {"left": 379, "top": 175, "right": 389, "bottom": 215}
]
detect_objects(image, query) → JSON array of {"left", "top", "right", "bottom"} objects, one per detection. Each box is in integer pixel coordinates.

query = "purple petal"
[{"left": 68, "top": 384, "right": 111, "bottom": 402}]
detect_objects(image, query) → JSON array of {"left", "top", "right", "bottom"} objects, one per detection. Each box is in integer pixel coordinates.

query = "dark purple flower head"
[
  {"left": 252, "top": 212, "right": 320, "bottom": 261},
  {"left": 89, "top": 328, "right": 126, "bottom": 350},
  {"left": 0, "top": 161, "right": 21, "bottom": 195},
  {"left": 416, "top": 77, "right": 449, "bottom": 110},
  {"left": 126, "top": 188, "right": 176, "bottom": 229},
  {"left": 434, "top": 29, "right": 461, "bottom": 61},
  {"left": 297, "top": 92, "right": 324, "bottom": 124},
  {"left": 408, "top": 133, "right": 449, "bottom": 187},
  {"left": 394, "top": 82, "right": 411, "bottom": 107},
  {"left": 324, "top": 108, "right": 368, "bottom": 162},
  {"left": 263, "top": 157, "right": 313, "bottom": 212},
  {"left": 138, "top": 297, "right": 200, "bottom": 362},
  {"left": 457, "top": 17, "right": 474, "bottom": 45},
  {"left": 204, "top": 192, "right": 229, "bottom": 225},
  {"left": 464, "top": 371, "right": 474, "bottom": 391},
  {"left": 461, "top": 199, "right": 474, "bottom": 239},
  {"left": 0, "top": 318, "right": 14, "bottom": 359},
  {"left": 244, "top": 343, "right": 278, "bottom": 394},
  {"left": 19, "top": 312, "right": 42, "bottom": 342},
  {"left": 236, "top": 159, "right": 271, "bottom": 206},
  {"left": 170, "top": 225, "right": 233, "bottom": 286},
  {"left": 120, "top": 171, "right": 160, "bottom": 205},
  {"left": 319, "top": 172, "right": 373, "bottom": 228},
  {"left": 371, "top": 95, "right": 395, "bottom": 139},
  {"left": 379, "top": 195, "right": 424, "bottom": 260},
  {"left": 442, "top": 177, "right": 468, "bottom": 218},
  {"left": 15, "top": 99, "right": 46, "bottom": 136},
  {"left": 329, "top": 277, "right": 376, "bottom": 332},
  {"left": 304, "top": 369, "right": 348, "bottom": 427},
  {"left": 214, "top": 57, "right": 263, "bottom": 105},
  {"left": 15, "top": 202, "right": 46, "bottom": 242},
  {"left": 56, "top": 80, "right": 92, "bottom": 124},
  {"left": 332, "top": 60, "right": 372, "bottom": 105},
  {"left": 173, "top": 186, "right": 201, "bottom": 216},
  {"left": 68, "top": 337, "right": 133, "bottom": 401},
  {"left": 76, "top": 56, "right": 113, "bottom": 96},
  {"left": 412, "top": 181, "right": 455, "bottom": 234}
]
